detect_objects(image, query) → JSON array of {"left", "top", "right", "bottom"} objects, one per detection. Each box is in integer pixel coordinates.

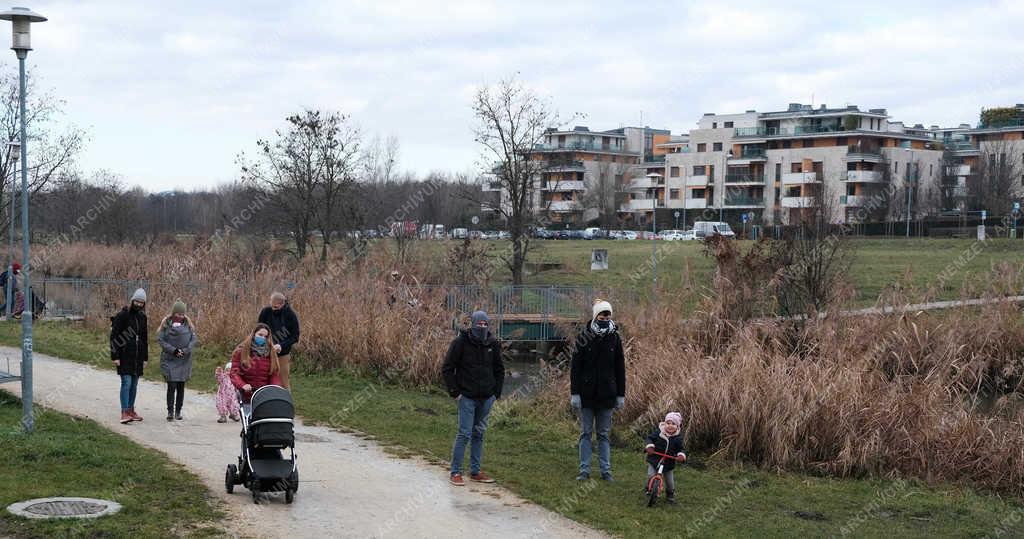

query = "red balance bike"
[{"left": 646, "top": 450, "right": 685, "bottom": 507}]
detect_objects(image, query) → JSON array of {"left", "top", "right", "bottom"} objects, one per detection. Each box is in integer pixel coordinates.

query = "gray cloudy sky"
[{"left": 11, "top": 0, "right": 1024, "bottom": 191}]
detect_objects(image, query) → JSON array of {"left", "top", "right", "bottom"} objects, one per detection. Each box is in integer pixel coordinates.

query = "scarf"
[
  {"left": 590, "top": 319, "right": 616, "bottom": 336},
  {"left": 251, "top": 341, "right": 270, "bottom": 358}
]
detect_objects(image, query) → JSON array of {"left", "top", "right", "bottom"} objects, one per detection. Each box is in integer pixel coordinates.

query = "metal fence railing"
[
  {"left": 424, "top": 285, "right": 596, "bottom": 341},
  {"left": 31, "top": 278, "right": 206, "bottom": 319}
]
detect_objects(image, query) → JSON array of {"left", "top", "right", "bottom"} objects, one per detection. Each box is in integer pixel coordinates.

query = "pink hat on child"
[{"left": 665, "top": 412, "right": 683, "bottom": 425}]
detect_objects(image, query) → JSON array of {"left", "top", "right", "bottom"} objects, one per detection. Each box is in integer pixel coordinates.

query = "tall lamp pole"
[
  {"left": 646, "top": 172, "right": 661, "bottom": 297},
  {"left": 5, "top": 139, "right": 17, "bottom": 319},
  {"left": 0, "top": 6, "right": 47, "bottom": 433}
]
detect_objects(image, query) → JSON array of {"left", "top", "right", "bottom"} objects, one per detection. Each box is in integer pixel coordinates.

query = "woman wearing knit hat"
[
  {"left": 570, "top": 299, "right": 626, "bottom": 481},
  {"left": 157, "top": 299, "right": 197, "bottom": 421},
  {"left": 442, "top": 310, "right": 505, "bottom": 486},
  {"left": 110, "top": 288, "right": 148, "bottom": 424}
]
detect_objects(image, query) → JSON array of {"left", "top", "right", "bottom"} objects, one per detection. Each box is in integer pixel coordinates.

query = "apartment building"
[{"left": 663, "top": 103, "right": 945, "bottom": 226}]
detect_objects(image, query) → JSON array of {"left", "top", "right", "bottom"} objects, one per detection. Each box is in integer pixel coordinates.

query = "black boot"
[{"left": 666, "top": 490, "right": 676, "bottom": 504}]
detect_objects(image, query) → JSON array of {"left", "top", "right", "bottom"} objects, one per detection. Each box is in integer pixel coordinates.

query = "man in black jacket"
[
  {"left": 257, "top": 292, "right": 300, "bottom": 390},
  {"left": 570, "top": 299, "right": 625, "bottom": 481},
  {"left": 111, "top": 288, "right": 148, "bottom": 424},
  {"left": 442, "top": 310, "right": 504, "bottom": 486}
]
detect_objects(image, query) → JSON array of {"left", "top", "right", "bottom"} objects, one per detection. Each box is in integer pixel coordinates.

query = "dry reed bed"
[{"left": 31, "top": 241, "right": 1024, "bottom": 495}]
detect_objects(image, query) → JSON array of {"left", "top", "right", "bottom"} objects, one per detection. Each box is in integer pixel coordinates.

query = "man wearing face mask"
[
  {"left": 570, "top": 299, "right": 625, "bottom": 482},
  {"left": 442, "top": 310, "right": 505, "bottom": 486},
  {"left": 110, "top": 288, "right": 149, "bottom": 424}
]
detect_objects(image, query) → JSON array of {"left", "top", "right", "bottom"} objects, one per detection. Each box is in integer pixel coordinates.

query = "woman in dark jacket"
[
  {"left": 111, "top": 288, "right": 149, "bottom": 424},
  {"left": 442, "top": 310, "right": 504, "bottom": 486},
  {"left": 257, "top": 292, "right": 300, "bottom": 390},
  {"left": 570, "top": 299, "right": 625, "bottom": 481}
]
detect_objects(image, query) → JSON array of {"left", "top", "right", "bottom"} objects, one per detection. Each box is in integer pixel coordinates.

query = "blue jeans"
[
  {"left": 450, "top": 395, "right": 495, "bottom": 476},
  {"left": 579, "top": 407, "right": 613, "bottom": 476},
  {"left": 119, "top": 374, "right": 139, "bottom": 410}
]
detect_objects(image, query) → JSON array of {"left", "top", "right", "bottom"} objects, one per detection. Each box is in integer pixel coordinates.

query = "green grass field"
[
  {"left": 451, "top": 238, "right": 1023, "bottom": 305},
  {"left": 0, "top": 392, "right": 223, "bottom": 538},
  {"left": 5, "top": 321, "right": 1023, "bottom": 538}
]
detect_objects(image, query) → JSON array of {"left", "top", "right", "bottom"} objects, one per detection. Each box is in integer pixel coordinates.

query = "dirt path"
[{"left": 1, "top": 347, "right": 604, "bottom": 539}]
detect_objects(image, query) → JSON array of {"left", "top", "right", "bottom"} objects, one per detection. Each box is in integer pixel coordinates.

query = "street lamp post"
[
  {"left": 905, "top": 149, "right": 915, "bottom": 238},
  {"left": 0, "top": 6, "right": 47, "bottom": 433},
  {"left": 5, "top": 139, "right": 17, "bottom": 319},
  {"left": 646, "top": 172, "right": 661, "bottom": 296}
]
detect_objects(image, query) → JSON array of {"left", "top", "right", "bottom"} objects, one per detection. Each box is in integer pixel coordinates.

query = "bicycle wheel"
[{"left": 647, "top": 475, "right": 662, "bottom": 507}]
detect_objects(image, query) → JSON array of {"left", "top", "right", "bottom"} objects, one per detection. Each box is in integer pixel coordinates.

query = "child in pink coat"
[{"left": 215, "top": 362, "right": 241, "bottom": 423}]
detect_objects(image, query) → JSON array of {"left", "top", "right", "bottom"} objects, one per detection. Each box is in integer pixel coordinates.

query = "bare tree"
[
  {"left": 469, "top": 76, "right": 561, "bottom": 285},
  {"left": 0, "top": 67, "right": 87, "bottom": 238},
  {"left": 240, "top": 109, "right": 361, "bottom": 260},
  {"left": 312, "top": 112, "right": 361, "bottom": 261},
  {"left": 581, "top": 159, "right": 625, "bottom": 228},
  {"left": 970, "top": 140, "right": 1021, "bottom": 214}
]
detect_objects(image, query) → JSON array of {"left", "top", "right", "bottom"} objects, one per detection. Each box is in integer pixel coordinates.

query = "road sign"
[
  {"left": 1015, "top": 202, "right": 1020, "bottom": 211},
  {"left": 471, "top": 216, "right": 479, "bottom": 225},
  {"left": 741, "top": 213, "right": 749, "bottom": 223},
  {"left": 981, "top": 210, "right": 987, "bottom": 220},
  {"left": 673, "top": 211, "right": 680, "bottom": 218}
]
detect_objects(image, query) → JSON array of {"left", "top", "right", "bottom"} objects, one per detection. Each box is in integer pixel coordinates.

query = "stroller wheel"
[
  {"left": 285, "top": 489, "right": 294, "bottom": 504},
  {"left": 225, "top": 465, "right": 237, "bottom": 494},
  {"left": 289, "top": 471, "right": 299, "bottom": 493},
  {"left": 252, "top": 488, "right": 259, "bottom": 504}
]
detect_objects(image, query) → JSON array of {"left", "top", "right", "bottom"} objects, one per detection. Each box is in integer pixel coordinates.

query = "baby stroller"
[{"left": 224, "top": 385, "right": 299, "bottom": 504}]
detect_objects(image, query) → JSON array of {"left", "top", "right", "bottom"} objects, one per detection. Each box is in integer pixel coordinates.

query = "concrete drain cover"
[{"left": 7, "top": 497, "right": 122, "bottom": 520}]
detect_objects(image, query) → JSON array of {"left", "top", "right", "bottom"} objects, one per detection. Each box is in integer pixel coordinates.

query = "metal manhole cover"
[{"left": 7, "top": 497, "right": 122, "bottom": 520}]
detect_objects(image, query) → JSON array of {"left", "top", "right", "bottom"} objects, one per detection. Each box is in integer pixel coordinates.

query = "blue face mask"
[
  {"left": 253, "top": 336, "right": 267, "bottom": 346},
  {"left": 471, "top": 326, "right": 488, "bottom": 340},
  {"left": 596, "top": 319, "right": 610, "bottom": 329}
]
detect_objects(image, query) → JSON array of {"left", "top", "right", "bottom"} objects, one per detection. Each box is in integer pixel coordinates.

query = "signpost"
[
  {"left": 674, "top": 210, "right": 680, "bottom": 230},
  {"left": 741, "top": 212, "right": 749, "bottom": 239},
  {"left": 590, "top": 249, "right": 608, "bottom": 271},
  {"left": 1014, "top": 203, "right": 1020, "bottom": 240}
]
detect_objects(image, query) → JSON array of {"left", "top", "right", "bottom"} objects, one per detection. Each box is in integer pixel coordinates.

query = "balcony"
[
  {"left": 724, "top": 195, "right": 765, "bottom": 207},
  {"left": 844, "top": 144, "right": 883, "bottom": 162},
  {"left": 685, "top": 198, "right": 708, "bottom": 209},
  {"left": 625, "top": 177, "right": 664, "bottom": 191},
  {"left": 735, "top": 125, "right": 853, "bottom": 138},
  {"left": 541, "top": 180, "right": 585, "bottom": 191},
  {"left": 840, "top": 195, "right": 869, "bottom": 206},
  {"left": 947, "top": 164, "right": 971, "bottom": 177},
  {"left": 544, "top": 160, "right": 585, "bottom": 172},
  {"left": 844, "top": 170, "right": 884, "bottom": 183},
  {"left": 978, "top": 118, "right": 1024, "bottom": 129},
  {"left": 781, "top": 196, "right": 817, "bottom": 208},
  {"left": 546, "top": 200, "right": 581, "bottom": 212},
  {"left": 782, "top": 171, "right": 819, "bottom": 185},
  {"left": 686, "top": 175, "right": 709, "bottom": 187},
  {"left": 725, "top": 173, "right": 767, "bottom": 184},
  {"left": 535, "top": 142, "right": 637, "bottom": 154},
  {"left": 728, "top": 148, "right": 767, "bottom": 162}
]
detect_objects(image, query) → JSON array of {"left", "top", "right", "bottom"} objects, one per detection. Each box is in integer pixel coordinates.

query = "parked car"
[
  {"left": 554, "top": 230, "right": 570, "bottom": 240},
  {"left": 681, "top": 229, "right": 698, "bottom": 241},
  {"left": 622, "top": 231, "right": 638, "bottom": 240},
  {"left": 583, "top": 227, "right": 601, "bottom": 239},
  {"left": 497, "top": 231, "right": 510, "bottom": 240},
  {"left": 638, "top": 231, "right": 657, "bottom": 240},
  {"left": 693, "top": 221, "right": 736, "bottom": 239},
  {"left": 533, "top": 228, "right": 552, "bottom": 239},
  {"left": 608, "top": 230, "right": 624, "bottom": 240},
  {"left": 660, "top": 229, "right": 686, "bottom": 241},
  {"left": 451, "top": 227, "right": 468, "bottom": 240}
]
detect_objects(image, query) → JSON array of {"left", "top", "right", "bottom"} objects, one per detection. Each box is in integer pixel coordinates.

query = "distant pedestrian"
[
  {"left": 443, "top": 310, "right": 505, "bottom": 486},
  {"left": 257, "top": 292, "right": 299, "bottom": 390},
  {"left": 570, "top": 299, "right": 626, "bottom": 481},
  {"left": 0, "top": 262, "right": 20, "bottom": 315},
  {"left": 157, "top": 299, "right": 197, "bottom": 421},
  {"left": 111, "top": 288, "right": 148, "bottom": 424}
]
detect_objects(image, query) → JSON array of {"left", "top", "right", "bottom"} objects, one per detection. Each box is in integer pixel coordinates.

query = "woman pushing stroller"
[{"left": 230, "top": 323, "right": 282, "bottom": 414}]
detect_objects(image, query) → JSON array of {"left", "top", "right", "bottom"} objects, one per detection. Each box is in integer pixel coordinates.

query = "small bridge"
[{"left": 435, "top": 285, "right": 596, "bottom": 341}]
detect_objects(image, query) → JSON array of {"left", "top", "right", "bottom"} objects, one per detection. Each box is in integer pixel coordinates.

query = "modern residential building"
[{"left": 483, "top": 125, "right": 672, "bottom": 227}]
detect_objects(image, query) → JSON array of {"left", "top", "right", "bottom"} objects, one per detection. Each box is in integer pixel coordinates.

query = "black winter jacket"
[
  {"left": 442, "top": 329, "right": 504, "bottom": 399},
  {"left": 110, "top": 306, "right": 148, "bottom": 376},
  {"left": 645, "top": 425, "right": 686, "bottom": 471},
  {"left": 569, "top": 327, "right": 625, "bottom": 410},
  {"left": 258, "top": 303, "right": 301, "bottom": 356}
]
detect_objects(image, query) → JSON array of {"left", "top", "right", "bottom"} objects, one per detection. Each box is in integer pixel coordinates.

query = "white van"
[
  {"left": 451, "top": 227, "right": 468, "bottom": 240},
  {"left": 693, "top": 221, "right": 735, "bottom": 239},
  {"left": 583, "top": 227, "right": 602, "bottom": 239}
]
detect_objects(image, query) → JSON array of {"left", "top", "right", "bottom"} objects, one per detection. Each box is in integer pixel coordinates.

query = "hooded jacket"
[
  {"left": 110, "top": 306, "right": 148, "bottom": 376},
  {"left": 258, "top": 303, "right": 301, "bottom": 356},
  {"left": 645, "top": 422, "right": 686, "bottom": 471},
  {"left": 157, "top": 315, "right": 197, "bottom": 382},
  {"left": 569, "top": 324, "right": 625, "bottom": 410},
  {"left": 442, "top": 329, "right": 505, "bottom": 399}
]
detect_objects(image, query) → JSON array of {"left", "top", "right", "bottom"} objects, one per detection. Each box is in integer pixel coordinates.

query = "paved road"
[{"left": 0, "top": 347, "right": 604, "bottom": 539}]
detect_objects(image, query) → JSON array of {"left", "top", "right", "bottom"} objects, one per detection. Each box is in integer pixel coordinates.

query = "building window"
[
  {"left": 724, "top": 121, "right": 734, "bottom": 128},
  {"left": 611, "top": 155, "right": 617, "bottom": 163},
  {"left": 670, "top": 166, "right": 680, "bottom": 177},
  {"left": 712, "top": 122, "right": 717, "bottom": 129},
  {"left": 929, "top": 164, "right": 933, "bottom": 177},
  {"left": 775, "top": 163, "right": 782, "bottom": 182},
  {"left": 693, "top": 188, "right": 706, "bottom": 198},
  {"left": 713, "top": 142, "right": 723, "bottom": 152},
  {"left": 894, "top": 162, "right": 899, "bottom": 174},
  {"left": 836, "top": 137, "right": 847, "bottom": 146},
  {"left": 670, "top": 189, "right": 680, "bottom": 199},
  {"left": 697, "top": 143, "right": 707, "bottom": 152},
  {"left": 782, "top": 140, "right": 791, "bottom": 149},
  {"left": 791, "top": 163, "right": 802, "bottom": 173},
  {"left": 693, "top": 165, "right": 705, "bottom": 176}
]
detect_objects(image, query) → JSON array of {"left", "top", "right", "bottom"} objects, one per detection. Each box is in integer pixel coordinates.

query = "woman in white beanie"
[{"left": 569, "top": 299, "right": 625, "bottom": 481}]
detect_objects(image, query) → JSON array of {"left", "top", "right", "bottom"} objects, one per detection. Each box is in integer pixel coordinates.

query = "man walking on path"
[
  {"left": 443, "top": 310, "right": 505, "bottom": 486},
  {"left": 258, "top": 291, "right": 300, "bottom": 390},
  {"left": 111, "top": 288, "right": 149, "bottom": 424}
]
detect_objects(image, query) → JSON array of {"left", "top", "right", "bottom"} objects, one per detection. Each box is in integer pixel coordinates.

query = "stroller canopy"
[{"left": 250, "top": 385, "right": 294, "bottom": 422}]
